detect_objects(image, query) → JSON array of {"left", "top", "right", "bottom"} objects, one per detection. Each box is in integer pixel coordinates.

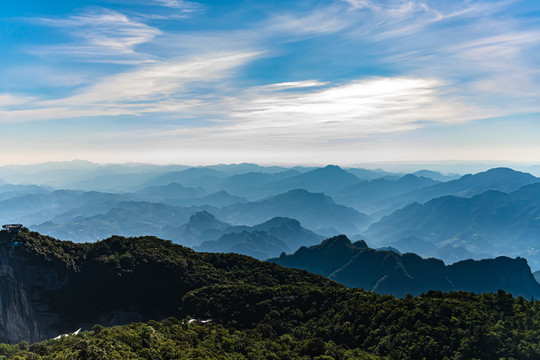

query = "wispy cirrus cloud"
[
  {"left": 222, "top": 77, "right": 487, "bottom": 141},
  {"left": 152, "top": 0, "right": 198, "bottom": 10},
  {"left": 0, "top": 51, "right": 261, "bottom": 122},
  {"left": 32, "top": 10, "right": 161, "bottom": 63},
  {"left": 0, "top": 94, "right": 35, "bottom": 107}
]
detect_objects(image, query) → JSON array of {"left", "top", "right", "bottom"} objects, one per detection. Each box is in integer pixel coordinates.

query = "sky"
[{"left": 0, "top": 0, "right": 540, "bottom": 166}]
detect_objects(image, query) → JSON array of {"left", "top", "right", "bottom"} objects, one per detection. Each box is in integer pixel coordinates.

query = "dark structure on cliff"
[{"left": 2, "top": 224, "right": 23, "bottom": 233}]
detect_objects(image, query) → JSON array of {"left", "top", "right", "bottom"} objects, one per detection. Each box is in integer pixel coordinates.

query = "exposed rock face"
[{"left": 0, "top": 247, "right": 61, "bottom": 344}]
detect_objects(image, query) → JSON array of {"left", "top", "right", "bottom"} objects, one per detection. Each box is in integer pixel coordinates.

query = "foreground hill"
[
  {"left": 0, "top": 229, "right": 334, "bottom": 344},
  {"left": 2, "top": 230, "right": 540, "bottom": 359},
  {"left": 269, "top": 235, "right": 540, "bottom": 298},
  {"left": 8, "top": 286, "right": 540, "bottom": 359}
]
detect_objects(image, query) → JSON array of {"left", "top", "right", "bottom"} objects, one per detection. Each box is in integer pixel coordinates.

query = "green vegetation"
[
  {"left": 0, "top": 319, "right": 377, "bottom": 360},
  {"left": 181, "top": 285, "right": 540, "bottom": 359},
  {"left": 2, "top": 230, "right": 540, "bottom": 359}
]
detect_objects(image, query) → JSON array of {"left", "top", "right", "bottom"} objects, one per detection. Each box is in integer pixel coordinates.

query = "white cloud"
[
  {"left": 0, "top": 52, "right": 261, "bottom": 123},
  {"left": 222, "top": 77, "right": 487, "bottom": 140},
  {"left": 0, "top": 94, "right": 34, "bottom": 107},
  {"left": 34, "top": 10, "right": 160, "bottom": 62},
  {"left": 102, "top": 76, "right": 490, "bottom": 150},
  {"left": 153, "top": 0, "right": 198, "bottom": 10}
]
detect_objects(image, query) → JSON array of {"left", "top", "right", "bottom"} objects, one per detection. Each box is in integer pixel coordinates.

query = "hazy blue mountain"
[
  {"left": 192, "top": 216, "right": 323, "bottom": 258},
  {"left": 382, "top": 167, "right": 539, "bottom": 214},
  {"left": 174, "top": 190, "right": 249, "bottom": 208},
  {"left": 344, "top": 168, "right": 398, "bottom": 180},
  {"left": 216, "top": 170, "right": 301, "bottom": 199},
  {"left": 366, "top": 183, "right": 540, "bottom": 268},
  {"left": 68, "top": 172, "right": 165, "bottom": 192},
  {"left": 175, "top": 210, "right": 230, "bottom": 246},
  {"left": 219, "top": 189, "right": 369, "bottom": 234},
  {"left": 412, "top": 169, "right": 460, "bottom": 182},
  {"left": 133, "top": 183, "right": 247, "bottom": 207},
  {"left": 251, "top": 217, "right": 324, "bottom": 249},
  {"left": 263, "top": 165, "right": 361, "bottom": 194},
  {"left": 137, "top": 167, "right": 228, "bottom": 190},
  {"left": 269, "top": 235, "right": 540, "bottom": 298},
  {"left": 0, "top": 190, "right": 136, "bottom": 225},
  {"left": 331, "top": 174, "right": 438, "bottom": 213},
  {"left": 32, "top": 201, "right": 203, "bottom": 242},
  {"left": 0, "top": 190, "right": 141, "bottom": 225},
  {"left": 0, "top": 161, "right": 190, "bottom": 188},
  {"left": 196, "top": 230, "right": 291, "bottom": 260},
  {"left": 0, "top": 184, "right": 51, "bottom": 201},
  {"left": 204, "top": 163, "right": 290, "bottom": 174},
  {"left": 534, "top": 271, "right": 540, "bottom": 284},
  {"left": 134, "top": 182, "right": 207, "bottom": 201}
]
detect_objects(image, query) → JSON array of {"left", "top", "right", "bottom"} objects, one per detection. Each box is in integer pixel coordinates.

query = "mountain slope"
[
  {"left": 383, "top": 167, "right": 539, "bottom": 214},
  {"left": 219, "top": 189, "right": 369, "bottom": 234},
  {"left": 0, "top": 229, "right": 335, "bottom": 344},
  {"left": 269, "top": 235, "right": 540, "bottom": 298},
  {"left": 365, "top": 183, "right": 540, "bottom": 267},
  {"left": 194, "top": 217, "right": 324, "bottom": 259},
  {"left": 263, "top": 165, "right": 361, "bottom": 194},
  {"left": 175, "top": 210, "right": 230, "bottom": 246},
  {"left": 331, "top": 174, "right": 439, "bottom": 213}
]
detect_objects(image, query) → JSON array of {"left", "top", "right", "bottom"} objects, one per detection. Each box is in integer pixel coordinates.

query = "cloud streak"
[{"left": 33, "top": 10, "right": 161, "bottom": 62}]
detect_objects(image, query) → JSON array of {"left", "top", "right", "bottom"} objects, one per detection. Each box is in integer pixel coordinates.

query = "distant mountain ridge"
[
  {"left": 331, "top": 174, "right": 439, "bottom": 213},
  {"left": 365, "top": 182, "right": 540, "bottom": 268},
  {"left": 219, "top": 188, "right": 369, "bottom": 234},
  {"left": 379, "top": 167, "right": 539, "bottom": 215},
  {"left": 269, "top": 235, "right": 540, "bottom": 298},
  {"left": 194, "top": 216, "right": 324, "bottom": 259}
]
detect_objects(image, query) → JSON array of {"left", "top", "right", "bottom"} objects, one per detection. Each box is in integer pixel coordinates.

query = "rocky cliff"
[{"left": 0, "top": 243, "right": 62, "bottom": 343}]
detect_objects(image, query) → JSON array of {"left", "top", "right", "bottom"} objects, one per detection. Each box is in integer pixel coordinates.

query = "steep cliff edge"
[{"left": 0, "top": 239, "right": 64, "bottom": 343}]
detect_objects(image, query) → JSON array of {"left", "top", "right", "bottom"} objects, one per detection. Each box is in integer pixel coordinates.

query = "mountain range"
[
  {"left": 217, "top": 189, "right": 369, "bottom": 235},
  {"left": 194, "top": 216, "right": 324, "bottom": 259},
  {"left": 269, "top": 235, "right": 540, "bottom": 298},
  {"left": 365, "top": 182, "right": 540, "bottom": 268}
]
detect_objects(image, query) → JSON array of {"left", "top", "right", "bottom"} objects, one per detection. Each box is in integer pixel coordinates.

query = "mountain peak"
[
  {"left": 185, "top": 211, "right": 229, "bottom": 233},
  {"left": 319, "top": 234, "right": 353, "bottom": 249}
]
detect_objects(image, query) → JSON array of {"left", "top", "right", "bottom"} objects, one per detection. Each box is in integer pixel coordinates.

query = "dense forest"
[
  {"left": 1, "top": 287, "right": 540, "bottom": 359},
  {"left": 1, "top": 230, "right": 540, "bottom": 359}
]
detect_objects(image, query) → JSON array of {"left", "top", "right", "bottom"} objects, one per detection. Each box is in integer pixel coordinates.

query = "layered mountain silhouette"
[
  {"left": 378, "top": 167, "right": 539, "bottom": 215},
  {"left": 175, "top": 210, "right": 230, "bottom": 246},
  {"left": 133, "top": 182, "right": 207, "bottom": 202},
  {"left": 264, "top": 165, "right": 360, "bottom": 194},
  {"left": 194, "top": 216, "right": 324, "bottom": 259},
  {"left": 269, "top": 235, "right": 540, "bottom": 298},
  {"left": 365, "top": 182, "right": 540, "bottom": 268},
  {"left": 412, "top": 169, "right": 460, "bottom": 182},
  {"left": 331, "top": 174, "right": 439, "bottom": 213},
  {"left": 218, "top": 189, "right": 369, "bottom": 234},
  {"left": 34, "top": 201, "right": 203, "bottom": 242}
]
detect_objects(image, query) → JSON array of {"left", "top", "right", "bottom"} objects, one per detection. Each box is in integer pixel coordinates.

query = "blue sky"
[{"left": 1, "top": 0, "right": 539, "bottom": 165}]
